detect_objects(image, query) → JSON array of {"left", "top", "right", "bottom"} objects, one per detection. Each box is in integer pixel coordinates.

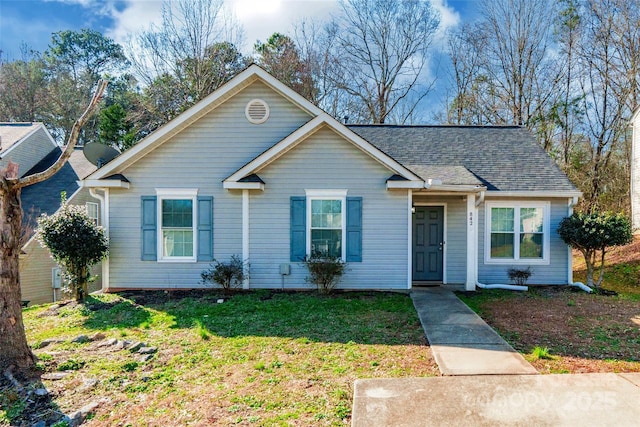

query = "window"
[
  {"left": 306, "top": 190, "right": 347, "bottom": 259},
  {"left": 157, "top": 189, "right": 198, "bottom": 261},
  {"left": 485, "top": 202, "right": 549, "bottom": 264},
  {"left": 86, "top": 202, "right": 99, "bottom": 225},
  {"left": 311, "top": 199, "right": 343, "bottom": 258}
]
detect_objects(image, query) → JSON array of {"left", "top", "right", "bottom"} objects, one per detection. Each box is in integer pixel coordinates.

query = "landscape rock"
[
  {"left": 34, "top": 388, "right": 48, "bottom": 397},
  {"left": 41, "top": 372, "right": 69, "bottom": 380},
  {"left": 36, "top": 338, "right": 64, "bottom": 349},
  {"left": 97, "top": 338, "right": 118, "bottom": 347},
  {"left": 90, "top": 332, "right": 106, "bottom": 341},
  {"left": 137, "top": 346, "right": 157, "bottom": 355},
  {"left": 121, "top": 340, "right": 133, "bottom": 349},
  {"left": 71, "top": 334, "right": 89, "bottom": 343},
  {"left": 138, "top": 354, "right": 154, "bottom": 363},
  {"left": 128, "top": 341, "right": 145, "bottom": 352},
  {"left": 68, "top": 400, "right": 101, "bottom": 427}
]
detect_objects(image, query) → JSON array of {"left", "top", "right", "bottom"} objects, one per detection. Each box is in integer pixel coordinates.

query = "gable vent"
[{"left": 245, "top": 99, "right": 270, "bottom": 124}]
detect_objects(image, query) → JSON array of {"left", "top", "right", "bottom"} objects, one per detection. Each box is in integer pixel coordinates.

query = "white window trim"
[
  {"left": 156, "top": 188, "right": 198, "bottom": 263},
  {"left": 484, "top": 201, "right": 550, "bottom": 265},
  {"left": 305, "top": 189, "right": 348, "bottom": 260},
  {"left": 86, "top": 202, "right": 99, "bottom": 225}
]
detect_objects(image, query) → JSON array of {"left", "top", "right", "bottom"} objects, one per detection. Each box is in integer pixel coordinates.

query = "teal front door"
[{"left": 413, "top": 206, "right": 444, "bottom": 281}]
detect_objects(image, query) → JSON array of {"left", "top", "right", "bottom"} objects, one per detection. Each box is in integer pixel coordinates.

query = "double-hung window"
[
  {"left": 157, "top": 189, "right": 197, "bottom": 261},
  {"left": 485, "top": 202, "right": 549, "bottom": 264},
  {"left": 307, "top": 190, "right": 347, "bottom": 259}
]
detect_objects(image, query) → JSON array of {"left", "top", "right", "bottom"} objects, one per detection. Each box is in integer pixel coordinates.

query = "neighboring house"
[
  {"left": 0, "top": 123, "right": 101, "bottom": 304},
  {"left": 80, "top": 65, "right": 581, "bottom": 293},
  {"left": 631, "top": 108, "right": 640, "bottom": 231}
]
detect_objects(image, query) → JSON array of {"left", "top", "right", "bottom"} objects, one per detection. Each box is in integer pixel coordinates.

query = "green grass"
[
  {"left": 23, "top": 290, "right": 434, "bottom": 425},
  {"left": 531, "top": 346, "right": 554, "bottom": 360}
]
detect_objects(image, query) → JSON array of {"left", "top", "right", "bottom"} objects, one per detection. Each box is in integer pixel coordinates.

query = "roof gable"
[
  {"left": 86, "top": 64, "right": 324, "bottom": 181},
  {"left": 223, "top": 116, "right": 423, "bottom": 189}
]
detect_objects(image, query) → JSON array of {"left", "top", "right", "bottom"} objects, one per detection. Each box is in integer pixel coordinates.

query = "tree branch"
[{"left": 17, "top": 79, "right": 108, "bottom": 189}]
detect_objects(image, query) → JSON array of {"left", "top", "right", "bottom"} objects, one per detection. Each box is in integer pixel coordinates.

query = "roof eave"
[
  {"left": 223, "top": 181, "right": 265, "bottom": 191},
  {"left": 79, "top": 179, "right": 130, "bottom": 189},
  {"left": 485, "top": 190, "right": 583, "bottom": 198}
]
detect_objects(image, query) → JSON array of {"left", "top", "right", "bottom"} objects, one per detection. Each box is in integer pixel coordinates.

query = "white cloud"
[
  {"left": 105, "top": 0, "right": 163, "bottom": 46},
  {"left": 431, "top": 0, "right": 461, "bottom": 46},
  {"left": 226, "top": 0, "right": 336, "bottom": 52}
]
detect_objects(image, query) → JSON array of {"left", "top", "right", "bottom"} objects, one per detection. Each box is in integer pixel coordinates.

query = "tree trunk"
[{"left": 0, "top": 182, "right": 37, "bottom": 378}]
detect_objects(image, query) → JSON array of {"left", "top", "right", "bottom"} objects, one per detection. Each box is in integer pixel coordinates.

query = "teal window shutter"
[
  {"left": 141, "top": 196, "right": 157, "bottom": 261},
  {"left": 197, "top": 196, "right": 214, "bottom": 261},
  {"left": 346, "top": 197, "right": 362, "bottom": 262},
  {"left": 290, "top": 196, "right": 306, "bottom": 261}
]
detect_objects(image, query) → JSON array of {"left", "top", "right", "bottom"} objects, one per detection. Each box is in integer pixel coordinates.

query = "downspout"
[
  {"left": 566, "top": 196, "right": 592, "bottom": 293},
  {"left": 474, "top": 190, "right": 528, "bottom": 291},
  {"left": 89, "top": 188, "right": 109, "bottom": 292}
]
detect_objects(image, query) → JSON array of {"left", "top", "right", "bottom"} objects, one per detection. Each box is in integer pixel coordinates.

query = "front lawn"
[
  {"left": 457, "top": 286, "right": 640, "bottom": 374},
  {"left": 11, "top": 290, "right": 436, "bottom": 426}
]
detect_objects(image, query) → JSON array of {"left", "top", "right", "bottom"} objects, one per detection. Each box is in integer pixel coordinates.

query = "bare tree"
[
  {"left": 324, "top": 0, "right": 440, "bottom": 124},
  {"left": 480, "top": 0, "right": 559, "bottom": 127},
  {"left": 0, "top": 81, "right": 107, "bottom": 381},
  {"left": 445, "top": 23, "right": 492, "bottom": 125},
  {"left": 127, "top": 0, "right": 243, "bottom": 99},
  {"left": 577, "top": 0, "right": 639, "bottom": 211}
]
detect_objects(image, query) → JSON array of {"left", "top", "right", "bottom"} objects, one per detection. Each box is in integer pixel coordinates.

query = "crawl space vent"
[{"left": 245, "top": 99, "right": 270, "bottom": 124}]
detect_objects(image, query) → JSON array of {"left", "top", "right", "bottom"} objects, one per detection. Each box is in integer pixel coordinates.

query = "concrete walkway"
[
  {"left": 352, "top": 373, "right": 640, "bottom": 426},
  {"left": 410, "top": 286, "right": 537, "bottom": 375}
]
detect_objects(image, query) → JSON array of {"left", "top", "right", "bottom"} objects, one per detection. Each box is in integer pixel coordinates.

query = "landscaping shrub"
[
  {"left": 558, "top": 212, "right": 632, "bottom": 289},
  {"left": 303, "top": 256, "right": 346, "bottom": 294},
  {"left": 507, "top": 267, "right": 533, "bottom": 286},
  {"left": 200, "top": 255, "right": 246, "bottom": 293}
]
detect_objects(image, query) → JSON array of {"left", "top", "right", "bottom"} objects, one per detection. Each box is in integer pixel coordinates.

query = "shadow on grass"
[
  {"left": 82, "top": 295, "right": 152, "bottom": 330},
  {"left": 80, "top": 290, "right": 425, "bottom": 346}
]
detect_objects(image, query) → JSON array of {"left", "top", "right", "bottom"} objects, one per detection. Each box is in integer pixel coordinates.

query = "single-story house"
[
  {"left": 0, "top": 122, "right": 101, "bottom": 304},
  {"left": 80, "top": 65, "right": 581, "bottom": 292}
]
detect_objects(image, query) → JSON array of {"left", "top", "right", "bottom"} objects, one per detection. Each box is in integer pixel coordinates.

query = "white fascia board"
[
  {"left": 485, "top": 190, "right": 583, "bottom": 198},
  {"left": 386, "top": 180, "right": 425, "bottom": 189},
  {"left": 226, "top": 115, "right": 422, "bottom": 185},
  {"left": 223, "top": 181, "right": 265, "bottom": 191},
  {"left": 79, "top": 179, "right": 130, "bottom": 189}
]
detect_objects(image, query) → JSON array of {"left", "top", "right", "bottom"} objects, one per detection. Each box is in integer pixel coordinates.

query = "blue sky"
[{"left": 0, "top": 0, "right": 478, "bottom": 59}]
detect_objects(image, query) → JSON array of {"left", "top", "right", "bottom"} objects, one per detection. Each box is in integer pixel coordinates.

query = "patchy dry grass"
[
  {"left": 15, "top": 290, "right": 436, "bottom": 426},
  {"left": 458, "top": 286, "right": 640, "bottom": 374}
]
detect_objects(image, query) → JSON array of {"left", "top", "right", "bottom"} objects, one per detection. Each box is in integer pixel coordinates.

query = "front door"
[{"left": 413, "top": 206, "right": 444, "bottom": 282}]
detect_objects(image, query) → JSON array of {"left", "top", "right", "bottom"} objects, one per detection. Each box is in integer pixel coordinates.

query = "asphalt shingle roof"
[
  {"left": 21, "top": 147, "right": 80, "bottom": 230},
  {"left": 0, "top": 122, "right": 40, "bottom": 154},
  {"left": 348, "top": 125, "right": 577, "bottom": 192}
]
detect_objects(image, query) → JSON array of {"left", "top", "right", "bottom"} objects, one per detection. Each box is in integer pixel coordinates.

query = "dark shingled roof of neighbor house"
[
  {"left": 348, "top": 125, "right": 577, "bottom": 192},
  {"left": 20, "top": 147, "right": 80, "bottom": 231}
]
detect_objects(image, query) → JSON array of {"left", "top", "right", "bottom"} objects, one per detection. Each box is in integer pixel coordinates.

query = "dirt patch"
[{"left": 467, "top": 287, "right": 640, "bottom": 374}]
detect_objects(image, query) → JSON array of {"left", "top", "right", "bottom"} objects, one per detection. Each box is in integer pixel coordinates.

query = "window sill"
[
  {"left": 484, "top": 258, "right": 549, "bottom": 266},
  {"left": 157, "top": 257, "right": 197, "bottom": 263}
]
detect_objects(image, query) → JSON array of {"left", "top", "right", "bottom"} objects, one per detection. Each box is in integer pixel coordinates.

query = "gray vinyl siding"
[
  {"left": 477, "top": 198, "right": 570, "bottom": 285},
  {"left": 107, "top": 81, "right": 313, "bottom": 290},
  {"left": 412, "top": 196, "right": 467, "bottom": 284},
  {"left": 0, "top": 127, "right": 57, "bottom": 176},
  {"left": 249, "top": 127, "right": 408, "bottom": 290}
]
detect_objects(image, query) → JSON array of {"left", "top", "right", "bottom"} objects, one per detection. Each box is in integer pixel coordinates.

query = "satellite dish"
[{"left": 83, "top": 143, "right": 120, "bottom": 168}]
